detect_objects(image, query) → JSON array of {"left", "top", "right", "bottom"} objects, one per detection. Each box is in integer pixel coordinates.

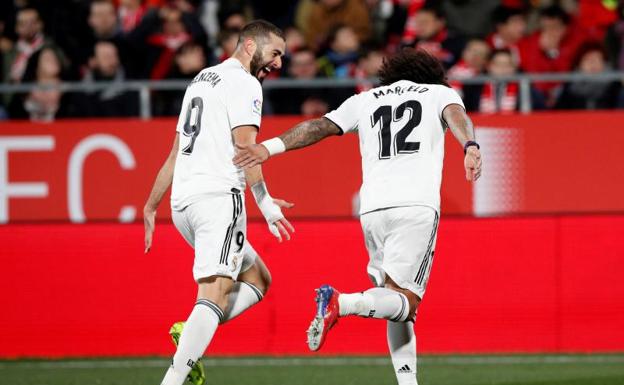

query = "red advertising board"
[
  {"left": 1, "top": 215, "right": 623, "bottom": 357},
  {"left": 2, "top": 112, "right": 623, "bottom": 223},
  {"left": 1, "top": 112, "right": 624, "bottom": 357}
]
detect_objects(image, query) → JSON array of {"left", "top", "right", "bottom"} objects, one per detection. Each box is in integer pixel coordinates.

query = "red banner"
[
  {"left": 2, "top": 112, "right": 623, "bottom": 223},
  {"left": 1, "top": 215, "right": 623, "bottom": 357}
]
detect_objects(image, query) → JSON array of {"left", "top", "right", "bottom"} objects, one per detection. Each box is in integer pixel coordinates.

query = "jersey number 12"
[{"left": 371, "top": 100, "right": 422, "bottom": 159}]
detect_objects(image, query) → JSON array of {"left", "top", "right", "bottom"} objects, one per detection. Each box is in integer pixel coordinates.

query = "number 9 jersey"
[
  {"left": 171, "top": 58, "right": 263, "bottom": 211},
  {"left": 325, "top": 80, "right": 464, "bottom": 215}
]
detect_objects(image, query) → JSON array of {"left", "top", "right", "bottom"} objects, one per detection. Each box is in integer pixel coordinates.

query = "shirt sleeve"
[
  {"left": 437, "top": 86, "right": 465, "bottom": 120},
  {"left": 226, "top": 77, "right": 263, "bottom": 130},
  {"left": 324, "top": 93, "right": 362, "bottom": 135}
]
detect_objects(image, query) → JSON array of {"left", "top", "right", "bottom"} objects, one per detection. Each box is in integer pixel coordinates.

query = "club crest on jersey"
[{"left": 252, "top": 98, "right": 262, "bottom": 115}]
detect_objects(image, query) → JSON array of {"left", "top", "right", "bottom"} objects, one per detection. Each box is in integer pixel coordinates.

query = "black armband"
[{"left": 464, "top": 141, "right": 480, "bottom": 154}]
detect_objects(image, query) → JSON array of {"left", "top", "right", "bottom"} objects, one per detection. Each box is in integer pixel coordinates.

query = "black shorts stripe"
[
  {"left": 220, "top": 194, "right": 243, "bottom": 265},
  {"left": 415, "top": 211, "right": 439, "bottom": 285},
  {"left": 196, "top": 299, "right": 224, "bottom": 322},
  {"left": 415, "top": 211, "right": 438, "bottom": 284},
  {"left": 241, "top": 281, "right": 264, "bottom": 302},
  {"left": 221, "top": 195, "right": 239, "bottom": 264}
]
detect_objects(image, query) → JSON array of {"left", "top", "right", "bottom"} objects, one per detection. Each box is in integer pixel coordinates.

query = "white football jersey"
[
  {"left": 171, "top": 58, "right": 262, "bottom": 211},
  {"left": 325, "top": 80, "right": 464, "bottom": 214}
]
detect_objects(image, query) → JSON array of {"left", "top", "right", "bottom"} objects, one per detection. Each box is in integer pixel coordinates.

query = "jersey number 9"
[{"left": 182, "top": 97, "right": 204, "bottom": 155}]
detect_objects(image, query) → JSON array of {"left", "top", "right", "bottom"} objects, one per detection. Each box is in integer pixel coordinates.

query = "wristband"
[
  {"left": 261, "top": 138, "right": 286, "bottom": 156},
  {"left": 464, "top": 140, "right": 480, "bottom": 154}
]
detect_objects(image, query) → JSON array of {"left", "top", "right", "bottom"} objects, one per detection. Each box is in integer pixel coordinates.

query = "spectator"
[
  {"left": 267, "top": 47, "right": 330, "bottom": 116},
  {"left": 400, "top": 0, "right": 426, "bottom": 48},
  {"left": 9, "top": 47, "right": 69, "bottom": 121},
  {"left": 128, "top": 4, "right": 208, "bottom": 79},
  {"left": 448, "top": 39, "right": 490, "bottom": 80},
  {"left": 118, "top": 0, "right": 148, "bottom": 33},
  {"left": 555, "top": 41, "right": 622, "bottom": 110},
  {"left": 301, "top": 0, "right": 371, "bottom": 52},
  {"left": 352, "top": 46, "right": 385, "bottom": 92},
  {"left": 403, "top": 5, "right": 465, "bottom": 69},
  {"left": 278, "top": 26, "right": 306, "bottom": 78},
  {"left": 154, "top": 41, "right": 207, "bottom": 115},
  {"left": 284, "top": 26, "right": 306, "bottom": 54},
  {"left": 76, "top": 0, "right": 137, "bottom": 77},
  {"left": 487, "top": 5, "right": 526, "bottom": 66},
  {"left": 605, "top": 3, "right": 624, "bottom": 71},
  {"left": 218, "top": 9, "right": 249, "bottom": 32},
  {"left": 216, "top": 28, "right": 239, "bottom": 62},
  {"left": 318, "top": 24, "right": 360, "bottom": 78},
  {"left": 448, "top": 39, "right": 490, "bottom": 99},
  {"left": 518, "top": 5, "right": 586, "bottom": 103},
  {"left": 3, "top": 8, "right": 53, "bottom": 84},
  {"left": 463, "top": 48, "right": 545, "bottom": 113},
  {"left": 72, "top": 41, "right": 139, "bottom": 117},
  {"left": 89, "top": 0, "right": 120, "bottom": 40}
]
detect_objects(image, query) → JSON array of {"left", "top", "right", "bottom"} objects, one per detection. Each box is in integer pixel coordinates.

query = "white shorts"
[
  {"left": 361, "top": 205, "right": 439, "bottom": 299},
  {"left": 172, "top": 193, "right": 258, "bottom": 282}
]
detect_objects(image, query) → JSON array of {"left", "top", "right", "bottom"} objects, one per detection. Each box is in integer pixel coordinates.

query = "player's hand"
[
  {"left": 143, "top": 207, "right": 156, "bottom": 253},
  {"left": 464, "top": 146, "right": 482, "bottom": 182},
  {"left": 233, "top": 143, "right": 270, "bottom": 169},
  {"left": 268, "top": 198, "right": 295, "bottom": 242}
]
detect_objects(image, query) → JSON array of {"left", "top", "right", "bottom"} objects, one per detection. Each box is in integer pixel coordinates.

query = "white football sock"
[
  {"left": 338, "top": 288, "right": 409, "bottom": 322},
  {"left": 388, "top": 320, "right": 418, "bottom": 385},
  {"left": 161, "top": 299, "right": 223, "bottom": 385},
  {"left": 223, "top": 281, "right": 264, "bottom": 321}
]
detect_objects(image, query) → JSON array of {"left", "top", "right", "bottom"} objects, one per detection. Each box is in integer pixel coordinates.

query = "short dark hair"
[
  {"left": 237, "top": 19, "right": 284, "bottom": 46},
  {"left": 419, "top": 4, "right": 446, "bottom": 20},
  {"left": 572, "top": 41, "right": 608, "bottom": 69},
  {"left": 491, "top": 5, "right": 524, "bottom": 26},
  {"left": 489, "top": 48, "right": 512, "bottom": 60},
  {"left": 378, "top": 48, "right": 448, "bottom": 86},
  {"left": 540, "top": 5, "right": 571, "bottom": 25}
]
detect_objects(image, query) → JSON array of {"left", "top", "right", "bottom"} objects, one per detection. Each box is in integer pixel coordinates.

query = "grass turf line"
[{"left": 1, "top": 354, "right": 623, "bottom": 385}]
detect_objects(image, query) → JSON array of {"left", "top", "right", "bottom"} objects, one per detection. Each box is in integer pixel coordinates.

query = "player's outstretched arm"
[
  {"left": 143, "top": 133, "right": 179, "bottom": 253},
  {"left": 442, "top": 104, "right": 482, "bottom": 182},
  {"left": 233, "top": 117, "right": 342, "bottom": 169},
  {"left": 233, "top": 125, "right": 295, "bottom": 242}
]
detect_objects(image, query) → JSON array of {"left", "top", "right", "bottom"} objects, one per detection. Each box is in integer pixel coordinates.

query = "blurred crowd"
[{"left": 1, "top": 0, "right": 624, "bottom": 121}]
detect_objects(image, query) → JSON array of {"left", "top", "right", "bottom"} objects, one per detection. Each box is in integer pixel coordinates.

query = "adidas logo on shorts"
[{"left": 397, "top": 364, "right": 413, "bottom": 374}]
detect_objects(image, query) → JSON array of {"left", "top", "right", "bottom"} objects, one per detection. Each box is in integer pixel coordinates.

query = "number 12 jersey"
[{"left": 325, "top": 80, "right": 464, "bottom": 215}]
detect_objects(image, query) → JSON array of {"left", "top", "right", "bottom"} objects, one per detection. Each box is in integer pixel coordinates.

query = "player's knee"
[
  {"left": 405, "top": 292, "right": 420, "bottom": 321},
  {"left": 384, "top": 280, "right": 420, "bottom": 321},
  {"left": 197, "top": 276, "right": 234, "bottom": 310},
  {"left": 255, "top": 270, "right": 272, "bottom": 296}
]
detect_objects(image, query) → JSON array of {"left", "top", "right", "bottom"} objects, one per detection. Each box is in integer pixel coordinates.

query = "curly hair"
[{"left": 378, "top": 48, "right": 449, "bottom": 87}]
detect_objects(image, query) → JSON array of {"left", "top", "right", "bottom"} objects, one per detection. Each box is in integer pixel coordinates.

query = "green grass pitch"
[{"left": 1, "top": 355, "right": 623, "bottom": 385}]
